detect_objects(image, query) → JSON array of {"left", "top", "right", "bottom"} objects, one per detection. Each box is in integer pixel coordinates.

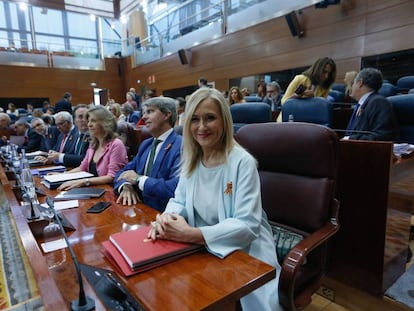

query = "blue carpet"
[{"left": 385, "top": 264, "right": 414, "bottom": 309}]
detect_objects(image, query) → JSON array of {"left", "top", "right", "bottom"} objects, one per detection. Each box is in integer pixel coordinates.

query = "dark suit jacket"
[
  {"left": 23, "top": 128, "right": 42, "bottom": 152},
  {"left": 126, "top": 111, "right": 141, "bottom": 125},
  {"left": 39, "top": 126, "right": 60, "bottom": 152},
  {"left": 349, "top": 92, "right": 398, "bottom": 141},
  {"left": 54, "top": 98, "right": 72, "bottom": 114},
  {"left": 53, "top": 127, "right": 88, "bottom": 167},
  {"left": 114, "top": 130, "right": 182, "bottom": 212}
]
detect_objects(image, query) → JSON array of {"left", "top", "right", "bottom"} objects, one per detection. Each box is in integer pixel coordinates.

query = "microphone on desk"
[{"left": 45, "top": 197, "right": 95, "bottom": 311}]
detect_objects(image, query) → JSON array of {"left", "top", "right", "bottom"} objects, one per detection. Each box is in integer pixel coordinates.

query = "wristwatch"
[{"left": 85, "top": 179, "right": 91, "bottom": 186}]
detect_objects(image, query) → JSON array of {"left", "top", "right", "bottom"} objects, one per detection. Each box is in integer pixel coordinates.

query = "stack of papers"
[
  {"left": 41, "top": 171, "right": 93, "bottom": 189},
  {"left": 31, "top": 165, "right": 66, "bottom": 176},
  {"left": 393, "top": 143, "right": 414, "bottom": 157}
]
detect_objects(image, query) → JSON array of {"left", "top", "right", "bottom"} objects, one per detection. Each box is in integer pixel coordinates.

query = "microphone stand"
[{"left": 46, "top": 197, "right": 95, "bottom": 311}]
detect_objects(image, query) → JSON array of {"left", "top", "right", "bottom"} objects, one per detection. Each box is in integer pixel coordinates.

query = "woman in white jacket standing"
[{"left": 147, "top": 87, "right": 282, "bottom": 311}]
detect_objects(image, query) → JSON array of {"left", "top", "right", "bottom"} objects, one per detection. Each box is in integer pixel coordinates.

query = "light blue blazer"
[{"left": 165, "top": 146, "right": 282, "bottom": 311}]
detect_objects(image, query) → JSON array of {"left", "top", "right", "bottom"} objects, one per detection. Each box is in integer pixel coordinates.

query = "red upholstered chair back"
[{"left": 236, "top": 122, "right": 340, "bottom": 310}]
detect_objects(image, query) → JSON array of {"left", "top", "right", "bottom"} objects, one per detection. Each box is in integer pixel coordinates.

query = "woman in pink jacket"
[{"left": 58, "top": 106, "right": 128, "bottom": 190}]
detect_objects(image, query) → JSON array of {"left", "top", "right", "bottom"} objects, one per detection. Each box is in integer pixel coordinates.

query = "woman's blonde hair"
[
  {"left": 87, "top": 105, "right": 117, "bottom": 149},
  {"left": 181, "top": 88, "right": 238, "bottom": 176}
]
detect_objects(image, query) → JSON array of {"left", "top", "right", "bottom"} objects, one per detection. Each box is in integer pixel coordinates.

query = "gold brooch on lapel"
[
  {"left": 224, "top": 182, "right": 233, "bottom": 195},
  {"left": 165, "top": 143, "right": 172, "bottom": 151},
  {"left": 357, "top": 108, "right": 363, "bottom": 117}
]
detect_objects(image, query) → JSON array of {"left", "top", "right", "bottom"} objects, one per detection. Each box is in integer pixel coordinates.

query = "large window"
[{"left": 0, "top": 0, "right": 121, "bottom": 59}]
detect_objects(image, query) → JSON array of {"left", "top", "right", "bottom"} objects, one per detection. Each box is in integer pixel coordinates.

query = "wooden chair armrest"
[{"left": 278, "top": 199, "right": 340, "bottom": 310}]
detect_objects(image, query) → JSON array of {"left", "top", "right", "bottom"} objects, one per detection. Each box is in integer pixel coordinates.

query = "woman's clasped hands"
[{"left": 146, "top": 212, "right": 198, "bottom": 243}]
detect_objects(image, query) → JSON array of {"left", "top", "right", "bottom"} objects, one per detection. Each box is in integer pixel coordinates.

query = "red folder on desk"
[{"left": 102, "top": 226, "right": 203, "bottom": 276}]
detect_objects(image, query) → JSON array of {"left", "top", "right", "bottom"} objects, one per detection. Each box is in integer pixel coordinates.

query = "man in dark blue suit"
[
  {"left": 54, "top": 92, "right": 73, "bottom": 114},
  {"left": 14, "top": 119, "right": 42, "bottom": 153},
  {"left": 31, "top": 117, "right": 60, "bottom": 152},
  {"left": 345, "top": 68, "right": 398, "bottom": 141},
  {"left": 35, "top": 110, "right": 87, "bottom": 167},
  {"left": 114, "top": 97, "right": 181, "bottom": 212}
]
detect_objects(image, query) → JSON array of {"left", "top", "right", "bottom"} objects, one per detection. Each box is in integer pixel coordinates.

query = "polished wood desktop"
[{"left": 1, "top": 165, "right": 276, "bottom": 310}]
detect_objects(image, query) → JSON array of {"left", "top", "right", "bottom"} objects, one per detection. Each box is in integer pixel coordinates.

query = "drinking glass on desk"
[
  {"left": 21, "top": 168, "right": 39, "bottom": 220},
  {"left": 41, "top": 208, "right": 66, "bottom": 269}
]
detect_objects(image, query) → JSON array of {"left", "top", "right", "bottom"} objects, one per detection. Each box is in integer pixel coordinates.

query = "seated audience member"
[
  {"left": 108, "top": 102, "right": 136, "bottom": 156},
  {"left": 256, "top": 80, "right": 267, "bottom": 100},
  {"left": 143, "top": 89, "right": 156, "bottom": 102},
  {"left": 279, "top": 57, "right": 336, "bottom": 121},
  {"left": 42, "top": 114, "right": 55, "bottom": 126},
  {"left": 263, "top": 81, "right": 282, "bottom": 111},
  {"left": 229, "top": 86, "right": 246, "bottom": 105},
  {"left": 31, "top": 117, "right": 60, "bottom": 152},
  {"left": 6, "top": 103, "right": 19, "bottom": 117},
  {"left": 121, "top": 103, "right": 140, "bottom": 125},
  {"left": 124, "top": 91, "right": 138, "bottom": 111},
  {"left": 147, "top": 87, "right": 281, "bottom": 311},
  {"left": 114, "top": 97, "right": 182, "bottom": 212},
  {"left": 35, "top": 111, "right": 82, "bottom": 166},
  {"left": 42, "top": 100, "right": 51, "bottom": 113},
  {"left": 344, "top": 67, "right": 398, "bottom": 141},
  {"left": 0, "top": 113, "right": 15, "bottom": 146},
  {"left": 241, "top": 87, "right": 250, "bottom": 97},
  {"left": 58, "top": 106, "right": 128, "bottom": 190},
  {"left": 31, "top": 108, "right": 44, "bottom": 119},
  {"left": 175, "top": 97, "right": 186, "bottom": 127},
  {"left": 26, "top": 104, "right": 34, "bottom": 114},
  {"left": 14, "top": 119, "right": 41, "bottom": 152},
  {"left": 45, "top": 107, "right": 55, "bottom": 115},
  {"left": 344, "top": 70, "right": 358, "bottom": 103},
  {"left": 129, "top": 87, "right": 141, "bottom": 111}
]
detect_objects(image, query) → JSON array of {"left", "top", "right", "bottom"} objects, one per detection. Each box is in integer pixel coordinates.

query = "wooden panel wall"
[
  {"left": 126, "top": 0, "right": 414, "bottom": 94},
  {"left": 0, "top": 58, "right": 125, "bottom": 107},
  {"left": 0, "top": 0, "right": 413, "bottom": 104}
]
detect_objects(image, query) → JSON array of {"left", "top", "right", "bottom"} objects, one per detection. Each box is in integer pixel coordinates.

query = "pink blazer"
[{"left": 80, "top": 138, "right": 127, "bottom": 178}]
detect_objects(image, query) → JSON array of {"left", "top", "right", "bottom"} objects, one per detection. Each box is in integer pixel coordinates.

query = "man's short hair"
[
  {"left": 143, "top": 97, "right": 177, "bottom": 127},
  {"left": 63, "top": 92, "right": 72, "bottom": 99},
  {"left": 357, "top": 68, "right": 383, "bottom": 92},
  {"left": 267, "top": 81, "right": 281, "bottom": 92},
  {"left": 14, "top": 118, "right": 30, "bottom": 129}
]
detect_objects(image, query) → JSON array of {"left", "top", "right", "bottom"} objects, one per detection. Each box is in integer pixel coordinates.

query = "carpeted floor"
[
  {"left": 385, "top": 262, "right": 414, "bottom": 309},
  {"left": 0, "top": 185, "right": 43, "bottom": 310}
]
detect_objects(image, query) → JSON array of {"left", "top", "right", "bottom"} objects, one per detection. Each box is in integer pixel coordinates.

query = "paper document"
[
  {"left": 41, "top": 238, "right": 67, "bottom": 253},
  {"left": 40, "top": 200, "right": 79, "bottom": 211}
]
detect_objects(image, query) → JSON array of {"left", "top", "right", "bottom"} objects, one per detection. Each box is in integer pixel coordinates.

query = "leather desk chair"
[
  {"left": 230, "top": 102, "right": 271, "bottom": 133},
  {"left": 281, "top": 97, "right": 333, "bottom": 127},
  {"left": 244, "top": 95, "right": 265, "bottom": 102},
  {"left": 236, "top": 122, "right": 340, "bottom": 310},
  {"left": 378, "top": 82, "right": 398, "bottom": 97},
  {"left": 387, "top": 94, "right": 414, "bottom": 144},
  {"left": 328, "top": 89, "right": 344, "bottom": 103},
  {"left": 396, "top": 75, "right": 414, "bottom": 94}
]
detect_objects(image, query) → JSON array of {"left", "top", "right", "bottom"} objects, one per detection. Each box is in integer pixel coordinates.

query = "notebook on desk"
[
  {"left": 41, "top": 171, "right": 93, "bottom": 189},
  {"left": 102, "top": 226, "right": 204, "bottom": 276},
  {"left": 54, "top": 188, "right": 105, "bottom": 200}
]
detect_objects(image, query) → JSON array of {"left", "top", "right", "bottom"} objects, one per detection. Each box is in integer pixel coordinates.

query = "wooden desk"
[
  {"left": 326, "top": 140, "right": 412, "bottom": 300},
  {"left": 1, "top": 165, "right": 276, "bottom": 310}
]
